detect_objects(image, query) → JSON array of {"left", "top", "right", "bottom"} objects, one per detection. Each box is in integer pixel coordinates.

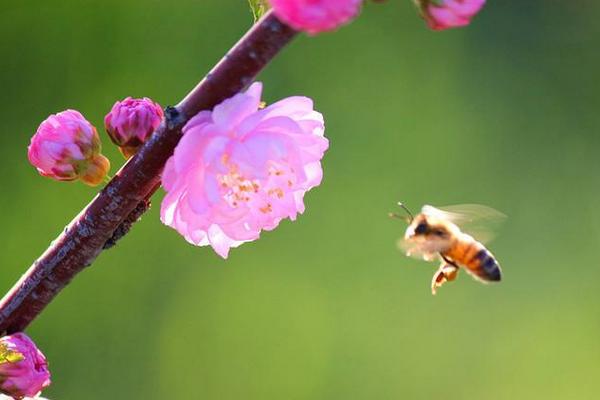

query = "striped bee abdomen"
[
  {"left": 468, "top": 248, "right": 502, "bottom": 282},
  {"left": 446, "top": 240, "right": 502, "bottom": 282}
]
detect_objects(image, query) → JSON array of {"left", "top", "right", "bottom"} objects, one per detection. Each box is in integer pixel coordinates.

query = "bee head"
[{"left": 404, "top": 215, "right": 452, "bottom": 245}]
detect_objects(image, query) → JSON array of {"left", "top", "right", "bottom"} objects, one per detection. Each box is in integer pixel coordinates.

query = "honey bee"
[{"left": 391, "top": 203, "right": 505, "bottom": 295}]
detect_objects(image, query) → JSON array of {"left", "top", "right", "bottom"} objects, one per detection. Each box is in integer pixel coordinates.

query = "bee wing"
[{"left": 422, "top": 204, "right": 506, "bottom": 244}]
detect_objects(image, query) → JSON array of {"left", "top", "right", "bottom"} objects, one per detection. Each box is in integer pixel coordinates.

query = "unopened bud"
[
  {"left": 104, "top": 97, "right": 163, "bottom": 158},
  {"left": 415, "top": 0, "right": 486, "bottom": 31},
  {"left": 0, "top": 333, "right": 51, "bottom": 399},
  {"left": 270, "top": 0, "right": 362, "bottom": 35},
  {"left": 27, "top": 110, "right": 111, "bottom": 186}
]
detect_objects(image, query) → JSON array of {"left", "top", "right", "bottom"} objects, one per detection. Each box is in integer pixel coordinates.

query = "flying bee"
[{"left": 391, "top": 203, "right": 505, "bottom": 295}]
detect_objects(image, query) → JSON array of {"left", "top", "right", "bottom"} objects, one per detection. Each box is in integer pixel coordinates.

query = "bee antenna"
[{"left": 397, "top": 202, "right": 414, "bottom": 223}]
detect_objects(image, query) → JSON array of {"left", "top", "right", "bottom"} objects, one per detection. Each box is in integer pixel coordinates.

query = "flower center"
[
  {"left": 218, "top": 160, "right": 295, "bottom": 213},
  {"left": 218, "top": 167, "right": 259, "bottom": 208}
]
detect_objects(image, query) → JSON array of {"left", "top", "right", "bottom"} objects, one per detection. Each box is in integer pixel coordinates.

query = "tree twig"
[{"left": 0, "top": 11, "right": 297, "bottom": 334}]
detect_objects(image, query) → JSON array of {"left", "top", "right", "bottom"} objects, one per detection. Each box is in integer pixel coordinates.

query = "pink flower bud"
[
  {"left": 104, "top": 97, "right": 164, "bottom": 158},
  {"left": 28, "top": 110, "right": 111, "bottom": 186},
  {"left": 417, "top": 0, "right": 486, "bottom": 30},
  {"left": 0, "top": 333, "right": 51, "bottom": 399},
  {"left": 161, "top": 82, "right": 328, "bottom": 258},
  {"left": 270, "top": 0, "right": 362, "bottom": 34}
]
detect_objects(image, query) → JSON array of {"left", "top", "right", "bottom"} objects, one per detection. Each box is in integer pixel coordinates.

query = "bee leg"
[{"left": 431, "top": 262, "right": 459, "bottom": 295}]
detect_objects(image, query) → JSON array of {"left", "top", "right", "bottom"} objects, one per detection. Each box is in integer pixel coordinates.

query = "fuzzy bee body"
[{"left": 398, "top": 204, "right": 504, "bottom": 294}]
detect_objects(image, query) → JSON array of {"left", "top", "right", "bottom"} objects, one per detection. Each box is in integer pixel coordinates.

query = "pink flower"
[
  {"left": 27, "top": 110, "right": 110, "bottom": 186},
  {"left": 270, "top": 0, "right": 362, "bottom": 34},
  {"left": 0, "top": 333, "right": 51, "bottom": 399},
  {"left": 161, "top": 82, "right": 328, "bottom": 258},
  {"left": 104, "top": 97, "right": 164, "bottom": 158},
  {"left": 419, "top": 0, "right": 486, "bottom": 30}
]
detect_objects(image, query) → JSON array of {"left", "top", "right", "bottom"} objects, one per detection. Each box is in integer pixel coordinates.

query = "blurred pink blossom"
[
  {"left": 104, "top": 97, "right": 164, "bottom": 158},
  {"left": 420, "top": 0, "right": 485, "bottom": 30},
  {"left": 27, "top": 110, "right": 110, "bottom": 186},
  {"left": 0, "top": 333, "right": 50, "bottom": 399},
  {"left": 161, "top": 82, "right": 328, "bottom": 258},
  {"left": 270, "top": 0, "right": 362, "bottom": 34}
]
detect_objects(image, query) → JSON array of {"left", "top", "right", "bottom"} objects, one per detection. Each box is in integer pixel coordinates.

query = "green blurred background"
[{"left": 2, "top": 1, "right": 600, "bottom": 399}]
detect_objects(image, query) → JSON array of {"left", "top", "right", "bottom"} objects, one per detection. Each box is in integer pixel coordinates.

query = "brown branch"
[{"left": 0, "top": 11, "right": 297, "bottom": 334}]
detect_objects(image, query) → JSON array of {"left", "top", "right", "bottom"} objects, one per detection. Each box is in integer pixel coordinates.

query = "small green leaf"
[{"left": 248, "top": 0, "right": 270, "bottom": 22}]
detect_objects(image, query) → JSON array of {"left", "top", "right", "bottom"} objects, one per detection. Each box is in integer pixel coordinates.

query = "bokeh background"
[{"left": 2, "top": 1, "right": 600, "bottom": 399}]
